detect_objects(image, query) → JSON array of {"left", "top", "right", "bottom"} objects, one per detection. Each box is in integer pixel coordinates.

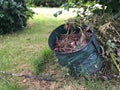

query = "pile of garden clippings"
[
  {"left": 54, "top": 29, "right": 92, "bottom": 53},
  {"left": 89, "top": 14, "right": 120, "bottom": 76}
]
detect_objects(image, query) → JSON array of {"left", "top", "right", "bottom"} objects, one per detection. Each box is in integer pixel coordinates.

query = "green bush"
[
  {"left": 97, "top": 0, "right": 120, "bottom": 14},
  {"left": 0, "top": 0, "right": 34, "bottom": 34},
  {"left": 30, "top": 0, "right": 66, "bottom": 7},
  {"left": 97, "top": 0, "right": 120, "bottom": 19},
  {"left": 64, "top": 0, "right": 120, "bottom": 20},
  {"left": 65, "top": 0, "right": 120, "bottom": 15}
]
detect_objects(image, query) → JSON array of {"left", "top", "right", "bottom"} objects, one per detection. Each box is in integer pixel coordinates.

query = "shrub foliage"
[
  {"left": 0, "top": 0, "right": 34, "bottom": 34},
  {"left": 65, "top": 0, "right": 120, "bottom": 16},
  {"left": 29, "top": 0, "right": 66, "bottom": 7}
]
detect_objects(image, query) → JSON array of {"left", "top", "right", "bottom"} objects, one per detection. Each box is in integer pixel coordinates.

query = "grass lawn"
[{"left": 0, "top": 7, "right": 119, "bottom": 90}]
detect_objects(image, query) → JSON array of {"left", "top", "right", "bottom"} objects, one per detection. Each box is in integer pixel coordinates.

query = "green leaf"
[
  {"left": 53, "top": 10, "right": 62, "bottom": 17},
  {"left": 106, "top": 40, "right": 115, "bottom": 49}
]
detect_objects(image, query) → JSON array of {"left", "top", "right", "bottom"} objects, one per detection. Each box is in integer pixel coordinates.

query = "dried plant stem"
[
  {"left": 112, "top": 23, "right": 120, "bottom": 37},
  {"left": 0, "top": 75, "right": 9, "bottom": 83},
  {"left": 0, "top": 70, "right": 62, "bottom": 82},
  {"left": 79, "top": 26, "right": 87, "bottom": 40},
  {"left": 109, "top": 52, "right": 120, "bottom": 75}
]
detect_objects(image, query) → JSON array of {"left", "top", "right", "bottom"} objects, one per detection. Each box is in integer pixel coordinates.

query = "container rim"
[{"left": 48, "top": 24, "right": 95, "bottom": 55}]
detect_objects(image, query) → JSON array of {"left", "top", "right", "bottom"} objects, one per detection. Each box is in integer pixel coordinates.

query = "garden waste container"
[{"left": 48, "top": 24, "right": 102, "bottom": 76}]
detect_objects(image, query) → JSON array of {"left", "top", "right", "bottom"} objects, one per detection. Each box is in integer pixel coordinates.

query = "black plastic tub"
[{"left": 48, "top": 24, "right": 102, "bottom": 75}]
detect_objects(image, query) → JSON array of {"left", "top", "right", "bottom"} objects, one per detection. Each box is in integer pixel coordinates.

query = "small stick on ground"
[{"left": 0, "top": 70, "right": 63, "bottom": 82}]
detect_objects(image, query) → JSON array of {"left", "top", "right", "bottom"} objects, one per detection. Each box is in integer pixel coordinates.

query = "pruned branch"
[{"left": 0, "top": 70, "right": 63, "bottom": 82}]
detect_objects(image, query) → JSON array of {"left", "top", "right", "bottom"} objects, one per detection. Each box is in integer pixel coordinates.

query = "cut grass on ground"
[{"left": 0, "top": 7, "right": 119, "bottom": 90}]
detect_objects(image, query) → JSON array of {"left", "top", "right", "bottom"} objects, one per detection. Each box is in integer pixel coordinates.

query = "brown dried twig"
[{"left": 0, "top": 70, "right": 63, "bottom": 82}]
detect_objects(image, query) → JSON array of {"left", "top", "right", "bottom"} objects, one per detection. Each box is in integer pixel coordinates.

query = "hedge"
[
  {"left": 29, "top": 0, "right": 66, "bottom": 7},
  {"left": 0, "top": 0, "right": 34, "bottom": 34}
]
